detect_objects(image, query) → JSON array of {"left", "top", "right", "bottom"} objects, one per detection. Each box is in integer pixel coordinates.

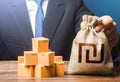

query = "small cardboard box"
[
  {"left": 54, "top": 56, "right": 63, "bottom": 62},
  {"left": 35, "top": 64, "right": 55, "bottom": 78},
  {"left": 17, "top": 64, "right": 34, "bottom": 77},
  {"left": 32, "top": 37, "right": 49, "bottom": 52},
  {"left": 55, "top": 62, "right": 64, "bottom": 76},
  {"left": 24, "top": 51, "right": 38, "bottom": 66},
  {"left": 38, "top": 52, "right": 55, "bottom": 66},
  {"left": 18, "top": 56, "right": 24, "bottom": 64}
]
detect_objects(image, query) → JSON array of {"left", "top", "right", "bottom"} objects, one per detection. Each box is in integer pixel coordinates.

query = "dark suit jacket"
[{"left": 0, "top": 0, "right": 119, "bottom": 61}]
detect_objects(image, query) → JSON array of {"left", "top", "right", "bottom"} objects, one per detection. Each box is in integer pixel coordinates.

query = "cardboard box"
[
  {"left": 38, "top": 52, "right": 55, "bottom": 66},
  {"left": 55, "top": 62, "right": 64, "bottom": 76},
  {"left": 24, "top": 51, "right": 38, "bottom": 66},
  {"left": 32, "top": 37, "right": 49, "bottom": 52},
  {"left": 17, "top": 64, "right": 34, "bottom": 77},
  {"left": 54, "top": 56, "right": 63, "bottom": 62},
  {"left": 35, "top": 64, "right": 55, "bottom": 78},
  {"left": 18, "top": 56, "right": 24, "bottom": 64}
]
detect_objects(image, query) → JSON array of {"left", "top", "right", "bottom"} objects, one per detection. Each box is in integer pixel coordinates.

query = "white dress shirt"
[{"left": 25, "top": 0, "right": 49, "bottom": 36}]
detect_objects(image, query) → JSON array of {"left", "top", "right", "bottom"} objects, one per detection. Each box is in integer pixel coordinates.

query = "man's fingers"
[
  {"left": 95, "top": 24, "right": 103, "bottom": 32},
  {"left": 95, "top": 19, "right": 116, "bottom": 32},
  {"left": 99, "top": 15, "right": 113, "bottom": 28},
  {"left": 104, "top": 22, "right": 116, "bottom": 35},
  {"left": 95, "top": 15, "right": 115, "bottom": 32}
]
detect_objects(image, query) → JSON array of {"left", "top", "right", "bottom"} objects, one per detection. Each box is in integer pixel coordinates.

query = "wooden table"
[{"left": 0, "top": 61, "right": 120, "bottom": 82}]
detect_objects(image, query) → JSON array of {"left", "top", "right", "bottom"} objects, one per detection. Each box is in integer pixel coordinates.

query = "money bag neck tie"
[{"left": 35, "top": 0, "right": 44, "bottom": 37}]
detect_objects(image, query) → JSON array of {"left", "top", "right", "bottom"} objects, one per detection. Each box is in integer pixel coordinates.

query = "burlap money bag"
[{"left": 68, "top": 15, "right": 116, "bottom": 75}]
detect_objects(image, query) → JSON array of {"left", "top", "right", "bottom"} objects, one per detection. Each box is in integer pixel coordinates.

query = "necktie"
[{"left": 35, "top": 0, "right": 44, "bottom": 37}]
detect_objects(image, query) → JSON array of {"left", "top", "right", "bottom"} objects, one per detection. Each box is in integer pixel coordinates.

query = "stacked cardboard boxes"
[{"left": 17, "top": 37, "right": 64, "bottom": 78}]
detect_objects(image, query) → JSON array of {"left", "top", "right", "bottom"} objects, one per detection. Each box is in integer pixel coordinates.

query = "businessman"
[{"left": 0, "top": 0, "right": 119, "bottom": 61}]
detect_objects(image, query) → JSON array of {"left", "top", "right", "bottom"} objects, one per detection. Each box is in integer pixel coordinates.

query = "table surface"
[{"left": 0, "top": 61, "right": 120, "bottom": 82}]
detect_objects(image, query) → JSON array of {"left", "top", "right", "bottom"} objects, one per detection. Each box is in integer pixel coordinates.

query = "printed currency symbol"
[{"left": 78, "top": 43, "right": 104, "bottom": 63}]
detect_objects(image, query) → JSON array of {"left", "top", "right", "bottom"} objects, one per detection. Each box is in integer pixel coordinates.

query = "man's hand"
[{"left": 81, "top": 15, "right": 119, "bottom": 49}]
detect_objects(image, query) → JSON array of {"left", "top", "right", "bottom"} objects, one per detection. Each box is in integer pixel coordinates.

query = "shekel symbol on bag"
[{"left": 79, "top": 43, "right": 104, "bottom": 63}]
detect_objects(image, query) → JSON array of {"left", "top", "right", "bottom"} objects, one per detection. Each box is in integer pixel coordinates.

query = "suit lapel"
[
  {"left": 43, "top": 0, "right": 65, "bottom": 44},
  {"left": 9, "top": 0, "right": 33, "bottom": 49}
]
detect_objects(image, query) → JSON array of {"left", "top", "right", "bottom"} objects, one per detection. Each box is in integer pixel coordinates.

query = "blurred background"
[{"left": 84, "top": 0, "right": 120, "bottom": 33}]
